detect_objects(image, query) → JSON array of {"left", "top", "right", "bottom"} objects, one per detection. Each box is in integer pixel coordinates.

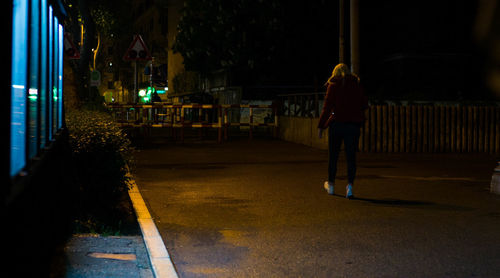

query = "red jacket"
[{"left": 317, "top": 75, "right": 368, "bottom": 129}]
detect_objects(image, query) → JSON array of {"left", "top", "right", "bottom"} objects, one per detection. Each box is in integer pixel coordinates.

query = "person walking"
[{"left": 318, "top": 63, "right": 368, "bottom": 199}]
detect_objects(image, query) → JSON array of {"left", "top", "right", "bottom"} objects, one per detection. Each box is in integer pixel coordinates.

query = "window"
[
  {"left": 9, "top": 0, "right": 65, "bottom": 178},
  {"left": 57, "top": 23, "right": 63, "bottom": 129},
  {"left": 28, "top": 0, "right": 40, "bottom": 159},
  {"left": 52, "top": 16, "right": 59, "bottom": 137},
  {"left": 48, "top": 5, "right": 53, "bottom": 140},
  {"left": 10, "top": 0, "right": 29, "bottom": 177},
  {"left": 40, "top": 0, "right": 48, "bottom": 148}
]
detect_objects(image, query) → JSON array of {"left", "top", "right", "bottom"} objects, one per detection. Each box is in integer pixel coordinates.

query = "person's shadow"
[
  {"left": 341, "top": 196, "right": 473, "bottom": 211},
  {"left": 352, "top": 197, "right": 432, "bottom": 206}
]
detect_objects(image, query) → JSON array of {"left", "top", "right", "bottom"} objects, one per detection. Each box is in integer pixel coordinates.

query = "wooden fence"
[{"left": 360, "top": 105, "right": 500, "bottom": 153}]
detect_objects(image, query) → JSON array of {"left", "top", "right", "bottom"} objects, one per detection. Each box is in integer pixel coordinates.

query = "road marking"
[{"left": 128, "top": 180, "right": 179, "bottom": 278}]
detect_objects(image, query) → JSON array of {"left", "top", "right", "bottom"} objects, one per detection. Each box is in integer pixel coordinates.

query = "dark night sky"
[
  {"left": 361, "top": 1, "right": 476, "bottom": 56},
  {"left": 257, "top": 0, "right": 484, "bottom": 100},
  {"left": 358, "top": 0, "right": 482, "bottom": 100},
  {"left": 161, "top": 0, "right": 487, "bottom": 100}
]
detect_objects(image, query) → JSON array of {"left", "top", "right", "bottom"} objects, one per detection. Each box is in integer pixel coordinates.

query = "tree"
[
  {"left": 63, "top": 0, "right": 134, "bottom": 106},
  {"left": 172, "top": 0, "right": 283, "bottom": 76}
]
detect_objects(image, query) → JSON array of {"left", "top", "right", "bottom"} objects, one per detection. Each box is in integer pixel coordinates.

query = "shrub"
[{"left": 65, "top": 109, "right": 135, "bottom": 231}]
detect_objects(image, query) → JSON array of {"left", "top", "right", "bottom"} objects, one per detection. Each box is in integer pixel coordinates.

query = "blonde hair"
[{"left": 325, "top": 63, "right": 352, "bottom": 85}]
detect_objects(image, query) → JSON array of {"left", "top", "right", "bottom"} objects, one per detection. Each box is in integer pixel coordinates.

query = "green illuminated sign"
[{"left": 138, "top": 86, "right": 155, "bottom": 103}]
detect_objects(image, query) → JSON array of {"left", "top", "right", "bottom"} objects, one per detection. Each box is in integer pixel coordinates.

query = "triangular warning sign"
[
  {"left": 64, "top": 32, "right": 80, "bottom": 59},
  {"left": 123, "top": 34, "right": 152, "bottom": 61}
]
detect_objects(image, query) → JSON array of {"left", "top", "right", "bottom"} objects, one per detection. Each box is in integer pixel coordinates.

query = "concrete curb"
[{"left": 128, "top": 180, "right": 179, "bottom": 278}]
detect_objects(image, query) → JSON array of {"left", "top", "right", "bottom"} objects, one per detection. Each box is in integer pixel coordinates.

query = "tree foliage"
[
  {"left": 63, "top": 0, "right": 134, "bottom": 105},
  {"left": 173, "top": 0, "right": 283, "bottom": 74}
]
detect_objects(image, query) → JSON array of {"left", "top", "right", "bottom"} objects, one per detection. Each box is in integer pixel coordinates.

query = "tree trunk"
[{"left": 69, "top": 0, "right": 97, "bottom": 104}]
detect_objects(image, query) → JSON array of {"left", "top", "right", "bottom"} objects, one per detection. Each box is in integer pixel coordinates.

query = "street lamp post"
[
  {"left": 350, "top": 0, "right": 360, "bottom": 75},
  {"left": 339, "top": 0, "right": 345, "bottom": 64},
  {"left": 339, "top": 0, "right": 360, "bottom": 75}
]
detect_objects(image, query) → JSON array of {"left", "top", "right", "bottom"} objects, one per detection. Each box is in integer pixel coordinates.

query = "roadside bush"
[{"left": 65, "top": 109, "right": 135, "bottom": 233}]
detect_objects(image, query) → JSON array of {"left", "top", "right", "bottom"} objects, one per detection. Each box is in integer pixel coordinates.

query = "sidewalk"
[
  {"left": 53, "top": 235, "right": 154, "bottom": 278},
  {"left": 51, "top": 182, "right": 178, "bottom": 278}
]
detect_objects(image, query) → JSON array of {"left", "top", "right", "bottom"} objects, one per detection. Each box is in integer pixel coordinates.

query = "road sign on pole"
[
  {"left": 123, "top": 34, "right": 152, "bottom": 61},
  {"left": 123, "top": 35, "right": 151, "bottom": 103}
]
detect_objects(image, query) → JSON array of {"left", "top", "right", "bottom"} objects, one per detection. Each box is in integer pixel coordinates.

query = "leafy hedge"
[{"left": 65, "top": 109, "right": 135, "bottom": 233}]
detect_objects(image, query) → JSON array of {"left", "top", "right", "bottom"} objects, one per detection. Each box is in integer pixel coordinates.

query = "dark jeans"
[{"left": 328, "top": 122, "right": 361, "bottom": 185}]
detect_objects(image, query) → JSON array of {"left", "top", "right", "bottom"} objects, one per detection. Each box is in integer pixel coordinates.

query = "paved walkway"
[
  {"left": 132, "top": 138, "right": 500, "bottom": 278},
  {"left": 50, "top": 182, "right": 177, "bottom": 278},
  {"left": 53, "top": 235, "right": 154, "bottom": 278}
]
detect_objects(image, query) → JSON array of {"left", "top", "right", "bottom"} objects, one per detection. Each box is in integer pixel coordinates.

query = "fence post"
[
  {"left": 432, "top": 106, "right": 438, "bottom": 152},
  {"left": 496, "top": 107, "right": 500, "bottom": 153},
  {"left": 458, "top": 106, "right": 462, "bottom": 152},
  {"left": 423, "top": 106, "right": 428, "bottom": 152},
  {"left": 425, "top": 105, "right": 430, "bottom": 152},
  {"left": 382, "top": 105, "right": 388, "bottom": 152},
  {"left": 394, "top": 106, "right": 400, "bottom": 152},
  {"left": 411, "top": 105, "right": 417, "bottom": 152},
  {"left": 444, "top": 106, "right": 450, "bottom": 152},
  {"left": 463, "top": 106, "right": 468, "bottom": 152},
  {"left": 388, "top": 105, "right": 394, "bottom": 152},
  {"left": 249, "top": 107, "right": 253, "bottom": 140},
  {"left": 484, "top": 107, "right": 487, "bottom": 152},
  {"left": 438, "top": 106, "right": 444, "bottom": 152},
  {"left": 371, "top": 106, "right": 376, "bottom": 152},
  {"left": 399, "top": 106, "right": 405, "bottom": 152},
  {"left": 180, "top": 106, "right": 185, "bottom": 143},
  {"left": 216, "top": 106, "right": 221, "bottom": 143},
  {"left": 363, "top": 109, "right": 370, "bottom": 152},
  {"left": 375, "top": 105, "right": 381, "bottom": 152},
  {"left": 472, "top": 106, "right": 477, "bottom": 152},
  {"left": 274, "top": 105, "right": 279, "bottom": 138},
  {"left": 417, "top": 105, "right": 423, "bottom": 152},
  {"left": 224, "top": 107, "right": 228, "bottom": 141},
  {"left": 406, "top": 106, "right": 411, "bottom": 152},
  {"left": 479, "top": 107, "right": 485, "bottom": 152},
  {"left": 450, "top": 106, "right": 455, "bottom": 152},
  {"left": 467, "top": 106, "right": 473, "bottom": 152},
  {"left": 490, "top": 107, "right": 495, "bottom": 153}
]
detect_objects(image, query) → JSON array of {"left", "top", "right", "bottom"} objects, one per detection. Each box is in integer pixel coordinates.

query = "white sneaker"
[
  {"left": 324, "top": 181, "right": 334, "bottom": 195},
  {"left": 346, "top": 184, "right": 354, "bottom": 199}
]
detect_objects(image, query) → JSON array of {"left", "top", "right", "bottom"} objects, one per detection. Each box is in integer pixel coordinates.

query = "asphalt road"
[{"left": 133, "top": 138, "right": 500, "bottom": 278}]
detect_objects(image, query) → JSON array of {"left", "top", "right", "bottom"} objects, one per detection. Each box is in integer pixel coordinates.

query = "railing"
[
  {"left": 278, "top": 93, "right": 500, "bottom": 153},
  {"left": 361, "top": 104, "right": 500, "bottom": 153},
  {"left": 279, "top": 92, "right": 324, "bottom": 118},
  {"left": 107, "top": 103, "right": 278, "bottom": 142}
]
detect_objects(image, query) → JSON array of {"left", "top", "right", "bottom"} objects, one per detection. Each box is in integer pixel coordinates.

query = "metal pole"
[
  {"left": 134, "top": 61, "right": 137, "bottom": 103},
  {"left": 350, "top": 0, "right": 360, "bottom": 75},
  {"left": 150, "top": 57, "right": 154, "bottom": 90},
  {"left": 339, "top": 0, "right": 345, "bottom": 64}
]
